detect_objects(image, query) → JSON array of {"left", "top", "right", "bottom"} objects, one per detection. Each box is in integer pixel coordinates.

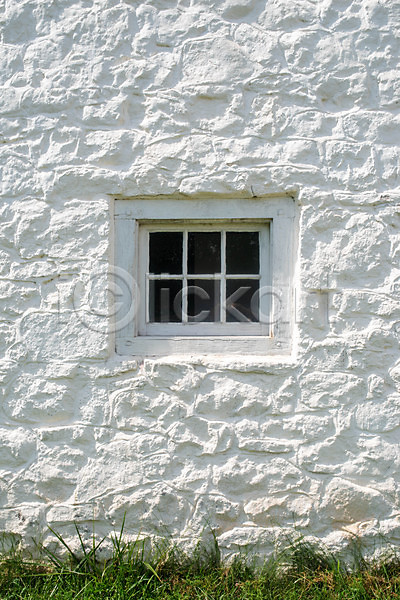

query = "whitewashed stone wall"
[{"left": 1, "top": 0, "right": 400, "bottom": 558}]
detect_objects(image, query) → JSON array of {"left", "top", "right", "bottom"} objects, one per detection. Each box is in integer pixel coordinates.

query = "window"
[
  {"left": 113, "top": 196, "right": 296, "bottom": 356},
  {"left": 140, "top": 222, "right": 270, "bottom": 336}
]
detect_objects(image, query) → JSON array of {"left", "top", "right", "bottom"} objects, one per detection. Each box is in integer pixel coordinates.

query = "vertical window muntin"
[{"left": 140, "top": 221, "right": 270, "bottom": 336}]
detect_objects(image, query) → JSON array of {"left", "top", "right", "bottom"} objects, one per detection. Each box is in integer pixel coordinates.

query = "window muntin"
[{"left": 139, "top": 221, "right": 270, "bottom": 337}]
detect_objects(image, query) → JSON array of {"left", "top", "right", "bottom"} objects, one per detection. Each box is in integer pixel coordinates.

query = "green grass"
[{"left": 1, "top": 526, "right": 400, "bottom": 599}]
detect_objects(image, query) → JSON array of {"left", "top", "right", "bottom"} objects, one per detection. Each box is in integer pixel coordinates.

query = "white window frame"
[
  {"left": 113, "top": 195, "right": 296, "bottom": 356},
  {"left": 139, "top": 221, "right": 270, "bottom": 337}
]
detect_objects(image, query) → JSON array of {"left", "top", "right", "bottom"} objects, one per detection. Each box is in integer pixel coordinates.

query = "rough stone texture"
[{"left": 0, "top": 0, "right": 400, "bottom": 558}]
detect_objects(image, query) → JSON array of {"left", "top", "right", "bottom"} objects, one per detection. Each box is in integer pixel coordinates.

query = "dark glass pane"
[
  {"left": 225, "top": 279, "right": 259, "bottom": 322},
  {"left": 226, "top": 232, "right": 259, "bottom": 274},
  {"left": 187, "top": 280, "right": 220, "bottom": 322},
  {"left": 149, "top": 232, "right": 182, "bottom": 274},
  {"left": 149, "top": 280, "right": 182, "bottom": 322},
  {"left": 188, "top": 232, "right": 221, "bottom": 274}
]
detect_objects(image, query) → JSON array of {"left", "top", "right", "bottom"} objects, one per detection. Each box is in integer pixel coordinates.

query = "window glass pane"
[
  {"left": 187, "top": 280, "right": 220, "bottom": 322},
  {"left": 149, "top": 280, "right": 182, "bottom": 322},
  {"left": 188, "top": 232, "right": 221, "bottom": 274},
  {"left": 149, "top": 232, "right": 182, "bottom": 274},
  {"left": 226, "top": 232, "right": 259, "bottom": 274},
  {"left": 225, "top": 279, "right": 259, "bottom": 322}
]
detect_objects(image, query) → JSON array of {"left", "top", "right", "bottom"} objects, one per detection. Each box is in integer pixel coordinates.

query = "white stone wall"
[{"left": 1, "top": 0, "right": 400, "bottom": 557}]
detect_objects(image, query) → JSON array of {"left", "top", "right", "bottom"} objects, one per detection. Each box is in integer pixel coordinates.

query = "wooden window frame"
[
  {"left": 113, "top": 195, "right": 296, "bottom": 356},
  {"left": 139, "top": 221, "right": 270, "bottom": 337}
]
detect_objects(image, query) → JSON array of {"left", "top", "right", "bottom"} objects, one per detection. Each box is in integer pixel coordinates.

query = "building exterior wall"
[{"left": 1, "top": 0, "right": 400, "bottom": 556}]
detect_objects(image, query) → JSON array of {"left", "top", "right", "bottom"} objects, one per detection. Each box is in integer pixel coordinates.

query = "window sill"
[
  {"left": 108, "top": 351, "right": 296, "bottom": 374},
  {"left": 116, "top": 335, "right": 290, "bottom": 357}
]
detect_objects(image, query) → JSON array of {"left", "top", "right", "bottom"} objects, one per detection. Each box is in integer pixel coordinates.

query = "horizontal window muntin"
[
  {"left": 139, "top": 221, "right": 271, "bottom": 336},
  {"left": 147, "top": 274, "right": 261, "bottom": 279}
]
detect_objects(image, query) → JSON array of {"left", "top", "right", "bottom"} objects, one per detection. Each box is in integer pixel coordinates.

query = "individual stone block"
[
  {"left": 182, "top": 38, "right": 254, "bottom": 85},
  {"left": 322, "top": 478, "right": 392, "bottom": 524}
]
